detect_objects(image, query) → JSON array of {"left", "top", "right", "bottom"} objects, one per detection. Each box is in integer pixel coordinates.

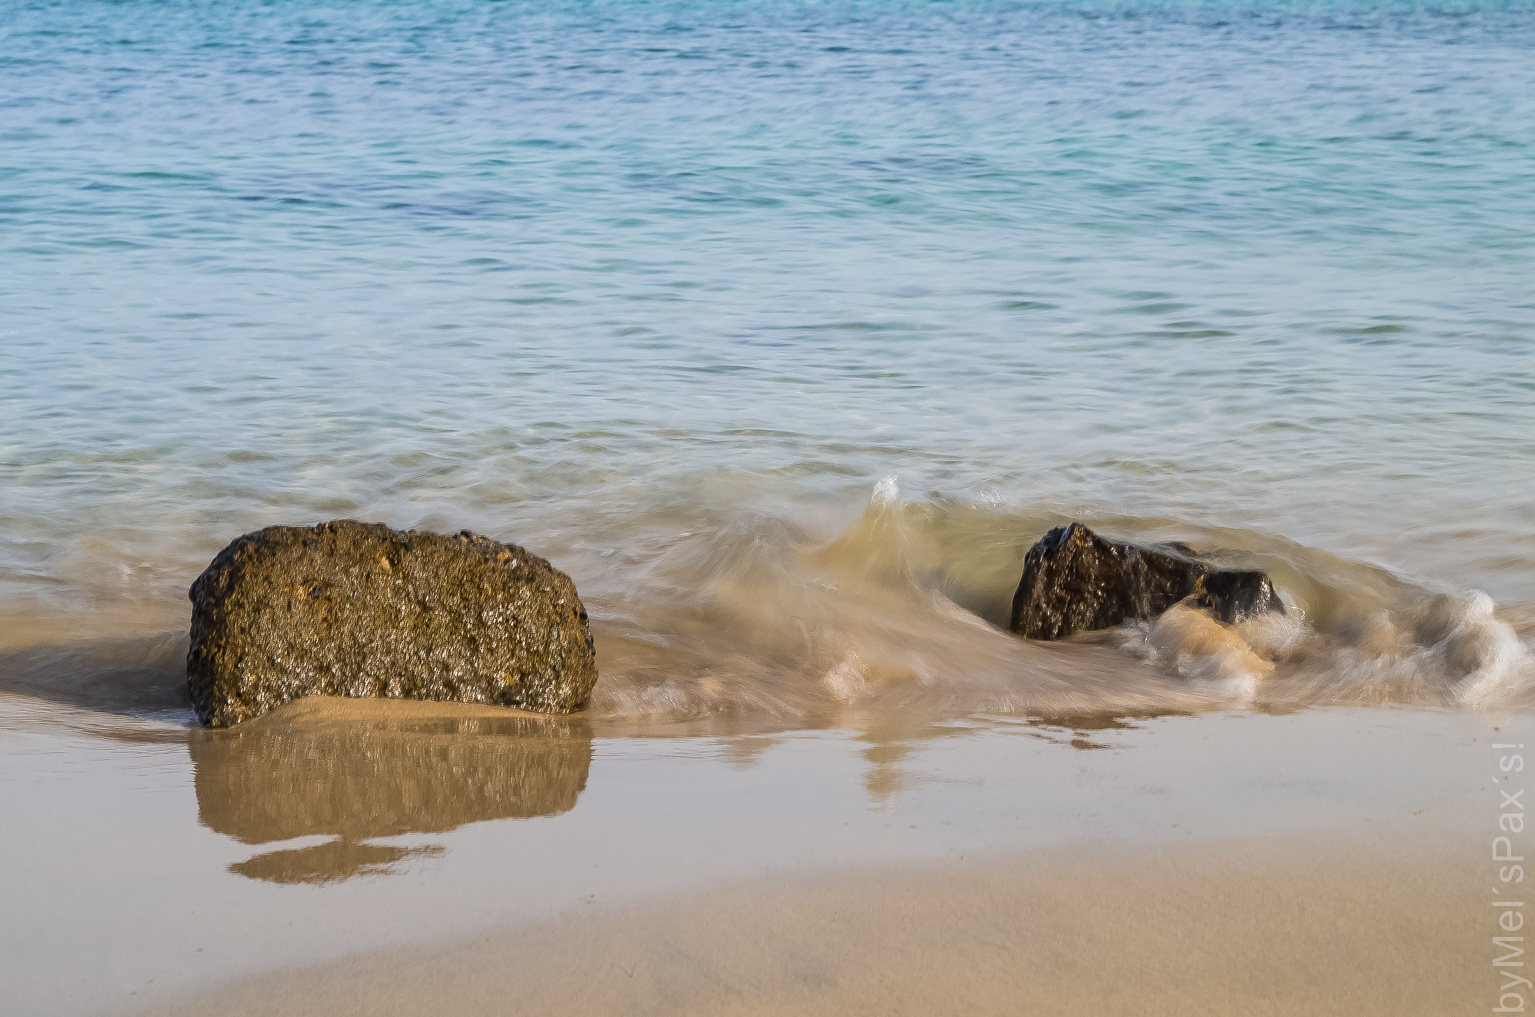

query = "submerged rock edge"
[
  {"left": 1009, "top": 522, "right": 1283, "bottom": 640},
  {"left": 187, "top": 520, "right": 598, "bottom": 728}
]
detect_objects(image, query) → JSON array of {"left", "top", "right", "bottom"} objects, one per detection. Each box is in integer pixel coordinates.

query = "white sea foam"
[
  {"left": 1118, "top": 604, "right": 1271, "bottom": 706},
  {"left": 1442, "top": 593, "right": 1535, "bottom": 708},
  {"left": 1113, "top": 581, "right": 1535, "bottom": 712},
  {"left": 823, "top": 651, "right": 869, "bottom": 704}
]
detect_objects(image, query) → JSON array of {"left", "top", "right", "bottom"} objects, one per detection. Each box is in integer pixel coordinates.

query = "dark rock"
[
  {"left": 187, "top": 520, "right": 598, "bottom": 727},
  {"left": 1193, "top": 569, "right": 1284, "bottom": 625},
  {"left": 1009, "top": 522, "right": 1283, "bottom": 639},
  {"left": 1009, "top": 523, "right": 1203, "bottom": 639}
]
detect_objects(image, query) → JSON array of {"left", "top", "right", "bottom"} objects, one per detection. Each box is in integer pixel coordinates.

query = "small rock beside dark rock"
[
  {"left": 1009, "top": 522, "right": 1283, "bottom": 640},
  {"left": 187, "top": 520, "right": 598, "bottom": 727},
  {"left": 1191, "top": 568, "right": 1284, "bottom": 626}
]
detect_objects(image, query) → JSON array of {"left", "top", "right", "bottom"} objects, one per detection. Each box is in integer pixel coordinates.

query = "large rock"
[
  {"left": 1009, "top": 522, "right": 1282, "bottom": 639},
  {"left": 187, "top": 520, "right": 597, "bottom": 727}
]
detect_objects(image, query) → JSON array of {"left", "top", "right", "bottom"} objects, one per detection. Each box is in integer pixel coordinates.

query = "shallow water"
[{"left": 3, "top": 0, "right": 1534, "bottom": 720}]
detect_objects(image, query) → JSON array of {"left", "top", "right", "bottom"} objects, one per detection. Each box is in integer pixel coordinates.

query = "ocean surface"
[
  {"left": 1, "top": 6, "right": 1532, "bottom": 1013},
  {"left": 3, "top": 0, "right": 1534, "bottom": 725}
]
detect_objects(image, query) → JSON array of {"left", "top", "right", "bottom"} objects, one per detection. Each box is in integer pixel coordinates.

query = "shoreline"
[{"left": 2, "top": 697, "right": 1516, "bottom": 1016}]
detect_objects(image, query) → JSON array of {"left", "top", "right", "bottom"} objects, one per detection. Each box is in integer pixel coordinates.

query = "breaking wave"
[
  {"left": 577, "top": 477, "right": 1535, "bottom": 727},
  {"left": 3, "top": 477, "right": 1532, "bottom": 733}
]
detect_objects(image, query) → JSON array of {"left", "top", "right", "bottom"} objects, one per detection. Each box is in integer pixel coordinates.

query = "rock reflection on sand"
[
  {"left": 190, "top": 698, "right": 592, "bottom": 885},
  {"left": 228, "top": 841, "right": 448, "bottom": 886}
]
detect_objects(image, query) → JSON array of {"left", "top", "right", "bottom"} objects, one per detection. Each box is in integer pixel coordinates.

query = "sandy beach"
[
  {"left": 1, "top": 693, "right": 1516, "bottom": 1016},
  {"left": 145, "top": 832, "right": 1478, "bottom": 1017}
]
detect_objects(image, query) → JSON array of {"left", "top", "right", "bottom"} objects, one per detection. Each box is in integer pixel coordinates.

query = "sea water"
[
  {"left": 2, "top": 8, "right": 1533, "bottom": 1013},
  {"left": 2, "top": 0, "right": 1534, "bottom": 723}
]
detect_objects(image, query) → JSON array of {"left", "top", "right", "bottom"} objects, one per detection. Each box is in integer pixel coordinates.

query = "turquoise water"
[{"left": 2, "top": 0, "right": 1533, "bottom": 718}]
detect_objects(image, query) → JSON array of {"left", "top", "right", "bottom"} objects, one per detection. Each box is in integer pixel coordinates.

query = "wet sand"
[
  {"left": 1, "top": 693, "right": 1517, "bottom": 1016},
  {"left": 147, "top": 831, "right": 1477, "bottom": 1017}
]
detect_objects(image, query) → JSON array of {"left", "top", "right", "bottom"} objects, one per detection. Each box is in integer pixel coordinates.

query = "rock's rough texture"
[
  {"left": 187, "top": 520, "right": 597, "bottom": 727},
  {"left": 1009, "top": 522, "right": 1283, "bottom": 639},
  {"left": 1192, "top": 568, "right": 1284, "bottom": 625}
]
